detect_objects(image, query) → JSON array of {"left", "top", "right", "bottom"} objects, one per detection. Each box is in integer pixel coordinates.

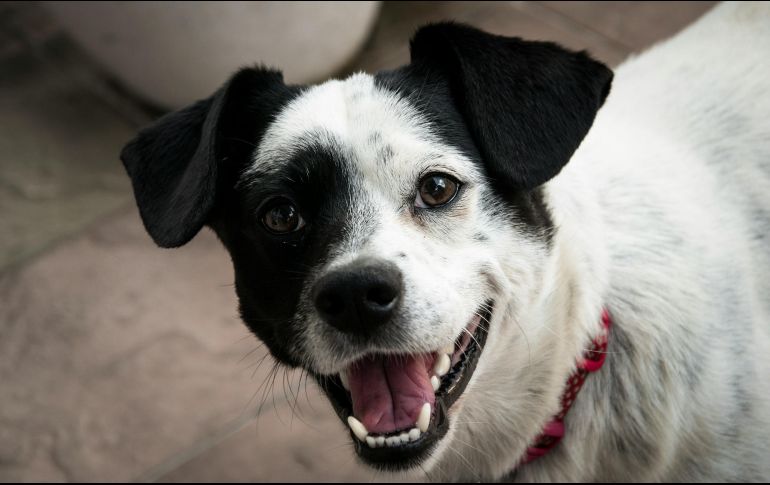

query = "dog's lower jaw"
[
  {"left": 422, "top": 329, "right": 587, "bottom": 481},
  {"left": 316, "top": 302, "right": 495, "bottom": 472}
]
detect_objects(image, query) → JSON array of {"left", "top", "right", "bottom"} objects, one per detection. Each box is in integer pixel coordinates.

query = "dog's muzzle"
[{"left": 312, "top": 291, "right": 494, "bottom": 470}]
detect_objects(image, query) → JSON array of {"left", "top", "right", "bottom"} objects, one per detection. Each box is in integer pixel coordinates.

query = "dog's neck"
[
  {"left": 520, "top": 308, "right": 612, "bottom": 466},
  {"left": 500, "top": 192, "right": 613, "bottom": 479}
]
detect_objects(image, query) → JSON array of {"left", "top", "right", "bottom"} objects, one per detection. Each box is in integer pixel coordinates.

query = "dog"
[{"left": 120, "top": 2, "right": 770, "bottom": 481}]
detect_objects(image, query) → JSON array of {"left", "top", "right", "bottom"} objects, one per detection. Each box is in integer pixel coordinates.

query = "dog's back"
[
  {"left": 538, "top": 2, "right": 770, "bottom": 481},
  {"left": 599, "top": 0, "right": 770, "bottom": 347},
  {"left": 610, "top": 0, "right": 770, "bottom": 253},
  {"left": 594, "top": 1, "right": 770, "bottom": 331}
]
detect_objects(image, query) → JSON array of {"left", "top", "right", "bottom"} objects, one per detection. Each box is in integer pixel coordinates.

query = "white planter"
[{"left": 44, "top": 1, "right": 381, "bottom": 108}]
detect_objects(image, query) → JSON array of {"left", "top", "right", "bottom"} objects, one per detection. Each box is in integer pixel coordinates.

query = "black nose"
[{"left": 313, "top": 258, "right": 403, "bottom": 335}]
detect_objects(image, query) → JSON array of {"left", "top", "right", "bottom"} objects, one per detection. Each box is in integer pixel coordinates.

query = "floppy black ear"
[
  {"left": 410, "top": 23, "right": 613, "bottom": 190},
  {"left": 121, "top": 67, "right": 289, "bottom": 248}
]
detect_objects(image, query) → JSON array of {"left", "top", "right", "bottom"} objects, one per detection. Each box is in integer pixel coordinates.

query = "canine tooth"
[
  {"left": 434, "top": 353, "right": 451, "bottom": 377},
  {"left": 417, "top": 402, "right": 431, "bottom": 432},
  {"left": 431, "top": 375, "right": 441, "bottom": 391},
  {"left": 386, "top": 436, "right": 400, "bottom": 447},
  {"left": 375, "top": 436, "right": 385, "bottom": 447},
  {"left": 339, "top": 370, "right": 350, "bottom": 391},
  {"left": 347, "top": 416, "right": 368, "bottom": 442},
  {"left": 409, "top": 427, "right": 421, "bottom": 441},
  {"left": 442, "top": 343, "right": 455, "bottom": 355},
  {"left": 366, "top": 436, "right": 377, "bottom": 448}
]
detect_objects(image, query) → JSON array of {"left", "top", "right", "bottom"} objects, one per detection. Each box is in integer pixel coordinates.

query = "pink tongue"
[{"left": 347, "top": 354, "right": 436, "bottom": 434}]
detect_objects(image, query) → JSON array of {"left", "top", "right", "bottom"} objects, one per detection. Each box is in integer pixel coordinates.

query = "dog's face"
[{"left": 122, "top": 24, "right": 611, "bottom": 473}]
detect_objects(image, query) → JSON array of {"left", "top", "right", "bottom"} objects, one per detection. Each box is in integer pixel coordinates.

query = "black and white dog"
[{"left": 121, "top": 3, "right": 770, "bottom": 481}]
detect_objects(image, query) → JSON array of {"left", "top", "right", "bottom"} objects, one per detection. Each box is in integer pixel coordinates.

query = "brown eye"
[
  {"left": 261, "top": 199, "right": 305, "bottom": 234},
  {"left": 416, "top": 173, "right": 460, "bottom": 208}
]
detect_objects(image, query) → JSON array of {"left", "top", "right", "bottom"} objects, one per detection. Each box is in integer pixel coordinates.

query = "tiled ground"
[{"left": 0, "top": 2, "right": 716, "bottom": 482}]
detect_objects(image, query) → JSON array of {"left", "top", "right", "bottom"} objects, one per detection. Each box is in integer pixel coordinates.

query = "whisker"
[
  {"left": 253, "top": 363, "right": 280, "bottom": 432},
  {"left": 248, "top": 352, "right": 272, "bottom": 377},
  {"left": 417, "top": 461, "right": 433, "bottom": 482},
  {"left": 514, "top": 318, "right": 532, "bottom": 368},
  {"left": 303, "top": 371, "right": 319, "bottom": 414},
  {"left": 452, "top": 435, "right": 494, "bottom": 461},
  {"left": 237, "top": 344, "right": 264, "bottom": 365},
  {"left": 446, "top": 443, "right": 481, "bottom": 482}
]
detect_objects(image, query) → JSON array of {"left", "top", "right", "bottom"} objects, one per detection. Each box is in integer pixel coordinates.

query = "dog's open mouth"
[{"left": 317, "top": 301, "right": 493, "bottom": 470}]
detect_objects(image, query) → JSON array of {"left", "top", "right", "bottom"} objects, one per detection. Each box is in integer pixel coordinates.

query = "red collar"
[{"left": 522, "top": 308, "right": 612, "bottom": 464}]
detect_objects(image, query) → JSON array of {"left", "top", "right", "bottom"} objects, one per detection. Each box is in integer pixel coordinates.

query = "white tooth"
[
  {"left": 339, "top": 370, "right": 350, "bottom": 391},
  {"left": 417, "top": 402, "right": 431, "bottom": 432},
  {"left": 386, "top": 436, "right": 400, "bottom": 447},
  {"left": 347, "top": 416, "right": 368, "bottom": 442},
  {"left": 434, "top": 353, "right": 451, "bottom": 377},
  {"left": 375, "top": 436, "right": 385, "bottom": 447},
  {"left": 399, "top": 432, "right": 410, "bottom": 444},
  {"left": 366, "top": 436, "right": 377, "bottom": 448},
  {"left": 431, "top": 375, "right": 441, "bottom": 391},
  {"left": 409, "top": 428, "right": 421, "bottom": 441},
  {"left": 442, "top": 343, "right": 455, "bottom": 355}
]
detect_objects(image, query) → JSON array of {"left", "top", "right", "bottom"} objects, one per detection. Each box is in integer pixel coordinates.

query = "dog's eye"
[
  {"left": 260, "top": 199, "right": 306, "bottom": 234},
  {"left": 416, "top": 173, "right": 460, "bottom": 208}
]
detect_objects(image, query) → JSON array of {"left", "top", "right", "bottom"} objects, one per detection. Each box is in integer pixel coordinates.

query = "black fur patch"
[
  {"left": 217, "top": 138, "right": 376, "bottom": 366},
  {"left": 121, "top": 67, "right": 300, "bottom": 248}
]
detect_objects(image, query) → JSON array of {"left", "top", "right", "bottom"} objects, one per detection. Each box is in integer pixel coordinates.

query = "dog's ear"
[
  {"left": 410, "top": 23, "right": 613, "bottom": 190},
  {"left": 121, "top": 67, "right": 288, "bottom": 248}
]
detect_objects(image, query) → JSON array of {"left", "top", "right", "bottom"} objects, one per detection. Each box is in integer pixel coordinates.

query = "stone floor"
[{"left": 0, "top": 1, "right": 716, "bottom": 482}]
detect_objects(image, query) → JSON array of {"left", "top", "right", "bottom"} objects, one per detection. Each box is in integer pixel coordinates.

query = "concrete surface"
[{"left": 0, "top": 1, "right": 716, "bottom": 482}]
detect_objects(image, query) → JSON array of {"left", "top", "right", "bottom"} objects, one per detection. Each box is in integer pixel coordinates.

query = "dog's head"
[{"left": 121, "top": 23, "right": 611, "bottom": 474}]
